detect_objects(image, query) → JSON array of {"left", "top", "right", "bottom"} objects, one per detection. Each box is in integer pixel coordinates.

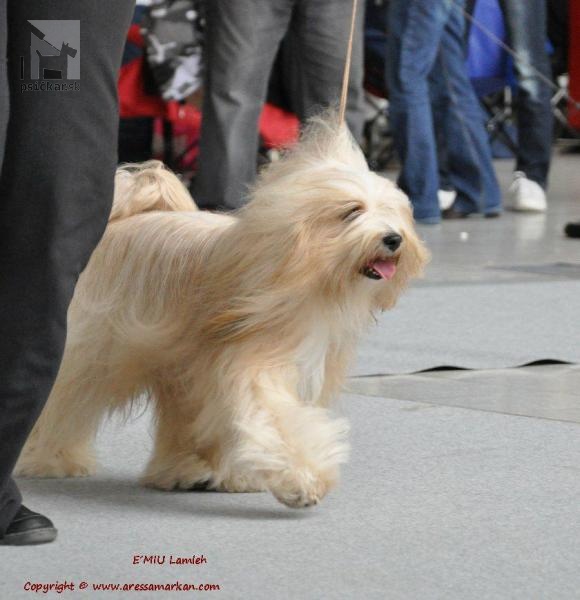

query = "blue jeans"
[
  {"left": 387, "top": 0, "right": 501, "bottom": 221},
  {"left": 500, "top": 0, "right": 553, "bottom": 188}
]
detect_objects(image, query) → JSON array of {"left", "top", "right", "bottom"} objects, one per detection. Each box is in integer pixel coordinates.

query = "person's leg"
[
  {"left": 0, "top": 0, "right": 8, "bottom": 169},
  {"left": 194, "top": 0, "right": 294, "bottom": 211},
  {"left": 430, "top": 0, "right": 501, "bottom": 215},
  {"left": 0, "top": 0, "right": 134, "bottom": 538},
  {"left": 499, "top": 0, "right": 553, "bottom": 188},
  {"left": 0, "top": 3, "right": 21, "bottom": 535},
  {"left": 387, "top": 0, "right": 449, "bottom": 223},
  {"left": 290, "top": 0, "right": 365, "bottom": 141}
]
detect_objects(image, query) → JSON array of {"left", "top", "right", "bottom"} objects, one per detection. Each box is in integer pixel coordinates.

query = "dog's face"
[
  {"left": 245, "top": 117, "right": 430, "bottom": 310},
  {"left": 292, "top": 168, "right": 429, "bottom": 309}
]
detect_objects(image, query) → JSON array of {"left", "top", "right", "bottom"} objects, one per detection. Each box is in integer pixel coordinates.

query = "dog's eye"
[{"left": 341, "top": 205, "right": 364, "bottom": 222}]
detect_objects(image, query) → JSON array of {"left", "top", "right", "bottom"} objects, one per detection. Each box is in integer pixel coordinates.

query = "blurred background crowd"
[{"left": 117, "top": 0, "right": 579, "bottom": 233}]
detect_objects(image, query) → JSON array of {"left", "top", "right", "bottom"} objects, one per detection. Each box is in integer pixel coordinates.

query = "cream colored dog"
[{"left": 16, "top": 116, "right": 429, "bottom": 508}]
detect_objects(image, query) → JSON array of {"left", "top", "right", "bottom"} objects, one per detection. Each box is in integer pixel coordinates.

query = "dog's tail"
[{"left": 109, "top": 160, "right": 197, "bottom": 222}]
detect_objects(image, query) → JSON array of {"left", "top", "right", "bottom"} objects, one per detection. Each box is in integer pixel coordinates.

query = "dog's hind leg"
[{"left": 15, "top": 355, "right": 109, "bottom": 479}]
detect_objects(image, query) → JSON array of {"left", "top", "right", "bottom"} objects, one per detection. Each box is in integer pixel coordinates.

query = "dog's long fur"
[{"left": 16, "top": 116, "right": 429, "bottom": 508}]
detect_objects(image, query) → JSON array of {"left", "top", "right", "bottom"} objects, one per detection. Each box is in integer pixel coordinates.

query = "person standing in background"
[
  {"left": 387, "top": 0, "right": 502, "bottom": 224},
  {"left": 500, "top": 0, "right": 553, "bottom": 213},
  {"left": 194, "top": 0, "right": 366, "bottom": 212},
  {"left": 0, "top": 0, "right": 133, "bottom": 545}
]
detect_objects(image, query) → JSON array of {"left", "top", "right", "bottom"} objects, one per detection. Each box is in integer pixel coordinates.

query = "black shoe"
[
  {"left": 441, "top": 208, "right": 470, "bottom": 220},
  {"left": 564, "top": 221, "right": 580, "bottom": 238},
  {"left": 442, "top": 208, "right": 500, "bottom": 220},
  {"left": 0, "top": 506, "right": 57, "bottom": 546}
]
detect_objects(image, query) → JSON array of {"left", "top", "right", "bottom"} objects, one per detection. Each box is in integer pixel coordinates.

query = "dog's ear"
[
  {"left": 201, "top": 296, "right": 281, "bottom": 344},
  {"left": 201, "top": 245, "right": 318, "bottom": 341},
  {"left": 251, "top": 111, "right": 367, "bottom": 198},
  {"left": 202, "top": 307, "right": 257, "bottom": 343}
]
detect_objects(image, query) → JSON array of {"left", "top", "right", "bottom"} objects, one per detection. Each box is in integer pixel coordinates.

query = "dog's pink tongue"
[{"left": 372, "top": 259, "right": 397, "bottom": 280}]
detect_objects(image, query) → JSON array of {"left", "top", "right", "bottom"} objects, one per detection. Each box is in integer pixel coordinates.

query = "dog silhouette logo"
[
  {"left": 21, "top": 20, "right": 80, "bottom": 88},
  {"left": 35, "top": 41, "right": 77, "bottom": 80}
]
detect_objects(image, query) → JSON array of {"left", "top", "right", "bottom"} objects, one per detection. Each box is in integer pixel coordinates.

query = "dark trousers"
[
  {"left": 499, "top": 0, "right": 553, "bottom": 188},
  {"left": 194, "top": 0, "right": 366, "bottom": 211},
  {"left": 0, "top": 0, "right": 133, "bottom": 536}
]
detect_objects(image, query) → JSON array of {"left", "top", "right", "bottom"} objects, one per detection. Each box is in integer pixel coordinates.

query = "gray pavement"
[
  {"left": 410, "top": 152, "right": 580, "bottom": 287},
  {"left": 1, "top": 152, "right": 580, "bottom": 599}
]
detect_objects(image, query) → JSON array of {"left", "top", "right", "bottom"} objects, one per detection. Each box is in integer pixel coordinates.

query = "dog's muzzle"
[{"left": 361, "top": 232, "right": 403, "bottom": 280}]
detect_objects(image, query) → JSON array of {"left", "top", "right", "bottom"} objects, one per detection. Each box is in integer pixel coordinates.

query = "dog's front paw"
[{"left": 270, "top": 467, "right": 338, "bottom": 509}]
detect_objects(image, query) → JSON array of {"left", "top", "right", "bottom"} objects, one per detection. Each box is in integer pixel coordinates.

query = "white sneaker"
[
  {"left": 438, "top": 189, "right": 457, "bottom": 211},
  {"left": 507, "top": 172, "right": 547, "bottom": 213}
]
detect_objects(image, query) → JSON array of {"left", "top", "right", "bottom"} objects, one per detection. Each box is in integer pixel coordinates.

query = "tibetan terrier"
[{"left": 16, "top": 116, "right": 429, "bottom": 508}]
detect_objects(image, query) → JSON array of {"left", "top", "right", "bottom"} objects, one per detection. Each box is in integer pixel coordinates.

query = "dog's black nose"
[{"left": 382, "top": 233, "right": 403, "bottom": 252}]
